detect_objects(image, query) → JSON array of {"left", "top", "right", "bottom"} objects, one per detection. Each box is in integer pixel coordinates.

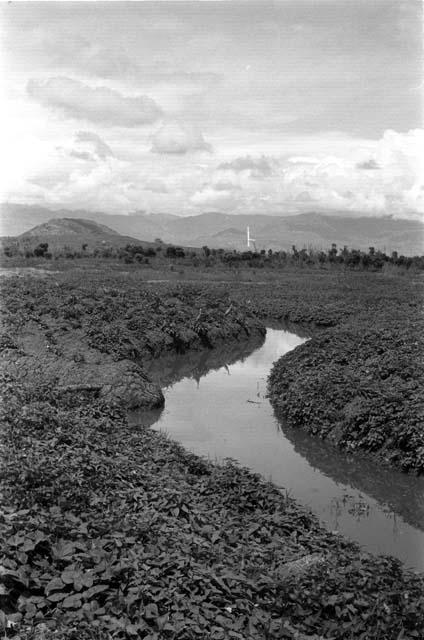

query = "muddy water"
[{"left": 132, "top": 328, "right": 424, "bottom": 571}]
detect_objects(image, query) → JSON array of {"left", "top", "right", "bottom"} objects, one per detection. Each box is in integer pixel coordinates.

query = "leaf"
[
  {"left": 144, "top": 603, "right": 159, "bottom": 619},
  {"left": 73, "top": 574, "right": 83, "bottom": 591},
  {"left": 247, "top": 523, "right": 261, "bottom": 535},
  {"left": 125, "top": 624, "right": 140, "bottom": 636},
  {"left": 45, "top": 577, "right": 64, "bottom": 594},
  {"left": 62, "top": 594, "right": 82, "bottom": 609},
  {"left": 22, "top": 538, "right": 36, "bottom": 552},
  {"left": 81, "top": 573, "right": 94, "bottom": 588},
  {"left": 51, "top": 540, "right": 75, "bottom": 560},
  {"left": 47, "top": 592, "right": 67, "bottom": 603},
  {"left": 61, "top": 570, "right": 76, "bottom": 585},
  {"left": 82, "top": 584, "right": 109, "bottom": 600},
  {"left": 156, "top": 613, "right": 169, "bottom": 630}
]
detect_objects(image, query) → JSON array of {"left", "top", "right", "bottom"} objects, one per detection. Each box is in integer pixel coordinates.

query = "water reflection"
[
  {"left": 146, "top": 332, "right": 266, "bottom": 387},
  {"left": 131, "top": 328, "right": 424, "bottom": 570},
  {"left": 277, "top": 418, "right": 424, "bottom": 532}
]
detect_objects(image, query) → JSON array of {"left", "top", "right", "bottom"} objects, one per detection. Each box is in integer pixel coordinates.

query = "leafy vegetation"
[
  {"left": 1, "top": 263, "right": 423, "bottom": 638},
  {"left": 263, "top": 274, "right": 424, "bottom": 473},
  {"left": 1, "top": 374, "right": 424, "bottom": 639},
  {"left": 0, "top": 275, "right": 264, "bottom": 364}
]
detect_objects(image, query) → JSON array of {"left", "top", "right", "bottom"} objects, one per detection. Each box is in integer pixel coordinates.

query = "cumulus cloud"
[
  {"left": 5, "top": 120, "right": 423, "bottom": 220},
  {"left": 27, "top": 77, "right": 162, "bottom": 127},
  {"left": 280, "top": 129, "right": 424, "bottom": 216},
  {"left": 217, "top": 155, "right": 274, "bottom": 178},
  {"left": 69, "top": 131, "right": 114, "bottom": 161},
  {"left": 190, "top": 186, "right": 238, "bottom": 209},
  {"left": 356, "top": 158, "right": 381, "bottom": 170},
  {"left": 151, "top": 122, "right": 212, "bottom": 154}
]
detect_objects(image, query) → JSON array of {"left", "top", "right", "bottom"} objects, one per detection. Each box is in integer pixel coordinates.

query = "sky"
[{"left": 0, "top": 0, "right": 423, "bottom": 219}]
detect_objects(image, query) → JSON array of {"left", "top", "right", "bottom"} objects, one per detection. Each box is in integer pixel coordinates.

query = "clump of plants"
[{"left": 268, "top": 312, "right": 424, "bottom": 473}]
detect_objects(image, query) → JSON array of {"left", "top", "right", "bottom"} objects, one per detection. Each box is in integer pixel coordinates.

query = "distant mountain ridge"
[{"left": 1, "top": 203, "right": 423, "bottom": 255}]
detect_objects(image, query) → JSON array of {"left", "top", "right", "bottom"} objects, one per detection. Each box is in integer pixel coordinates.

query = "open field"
[{"left": 1, "top": 261, "right": 423, "bottom": 638}]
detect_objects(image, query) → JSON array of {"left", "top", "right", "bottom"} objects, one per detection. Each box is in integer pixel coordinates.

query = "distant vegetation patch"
[{"left": 2, "top": 239, "right": 424, "bottom": 273}]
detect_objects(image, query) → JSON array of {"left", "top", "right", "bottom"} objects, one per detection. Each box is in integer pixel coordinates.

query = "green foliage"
[
  {"left": 1, "top": 266, "right": 424, "bottom": 638},
  {"left": 33, "top": 243, "right": 49, "bottom": 258},
  {"left": 266, "top": 277, "right": 424, "bottom": 473},
  {"left": 1, "top": 374, "right": 423, "bottom": 639},
  {"left": 0, "top": 277, "right": 264, "bottom": 363}
]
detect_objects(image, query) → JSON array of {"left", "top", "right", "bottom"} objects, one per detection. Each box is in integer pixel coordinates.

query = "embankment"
[
  {"left": 235, "top": 272, "right": 424, "bottom": 473},
  {"left": 0, "top": 274, "right": 265, "bottom": 410}
]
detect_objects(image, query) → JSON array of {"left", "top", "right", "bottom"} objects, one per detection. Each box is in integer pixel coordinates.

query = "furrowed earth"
[{"left": 1, "top": 263, "right": 423, "bottom": 639}]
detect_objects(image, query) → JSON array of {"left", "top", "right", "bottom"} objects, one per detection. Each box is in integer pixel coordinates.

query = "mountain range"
[{"left": 1, "top": 203, "right": 423, "bottom": 255}]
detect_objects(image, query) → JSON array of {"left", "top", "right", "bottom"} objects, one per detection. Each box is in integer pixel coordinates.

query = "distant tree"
[
  {"left": 328, "top": 243, "right": 338, "bottom": 263},
  {"left": 166, "top": 246, "right": 177, "bottom": 258},
  {"left": 34, "top": 242, "right": 49, "bottom": 257}
]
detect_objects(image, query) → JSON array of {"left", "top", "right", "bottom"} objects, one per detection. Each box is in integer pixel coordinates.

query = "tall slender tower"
[{"left": 247, "top": 226, "right": 256, "bottom": 249}]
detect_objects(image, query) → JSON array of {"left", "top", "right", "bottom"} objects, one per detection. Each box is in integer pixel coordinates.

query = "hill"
[
  {"left": 11, "top": 217, "right": 152, "bottom": 252},
  {"left": 1, "top": 203, "right": 423, "bottom": 255}
]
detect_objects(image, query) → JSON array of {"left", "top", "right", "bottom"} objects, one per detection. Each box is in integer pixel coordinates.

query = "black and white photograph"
[{"left": 0, "top": 1, "right": 423, "bottom": 638}]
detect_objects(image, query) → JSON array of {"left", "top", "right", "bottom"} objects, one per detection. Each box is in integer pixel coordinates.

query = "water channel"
[{"left": 131, "top": 328, "right": 424, "bottom": 571}]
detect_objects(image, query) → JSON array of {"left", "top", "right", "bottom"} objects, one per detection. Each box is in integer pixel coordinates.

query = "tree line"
[{"left": 2, "top": 240, "right": 424, "bottom": 271}]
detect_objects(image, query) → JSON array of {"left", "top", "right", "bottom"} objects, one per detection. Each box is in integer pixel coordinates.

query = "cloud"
[
  {"left": 356, "top": 158, "right": 381, "bottom": 170},
  {"left": 143, "top": 179, "right": 169, "bottom": 193},
  {"left": 217, "top": 155, "right": 274, "bottom": 178},
  {"left": 212, "top": 181, "right": 242, "bottom": 191},
  {"left": 33, "top": 31, "right": 222, "bottom": 88},
  {"left": 24, "top": 31, "right": 142, "bottom": 80},
  {"left": 27, "top": 77, "right": 162, "bottom": 127},
  {"left": 151, "top": 122, "right": 212, "bottom": 154},
  {"left": 279, "top": 129, "right": 424, "bottom": 216},
  {"left": 69, "top": 131, "right": 114, "bottom": 161},
  {"left": 190, "top": 186, "right": 238, "bottom": 210}
]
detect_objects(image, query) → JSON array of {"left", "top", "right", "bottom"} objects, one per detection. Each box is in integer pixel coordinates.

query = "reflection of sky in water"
[{"left": 148, "top": 329, "right": 424, "bottom": 571}]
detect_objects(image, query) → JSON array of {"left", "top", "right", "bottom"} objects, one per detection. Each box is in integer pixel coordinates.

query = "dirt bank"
[{"left": 0, "top": 275, "right": 265, "bottom": 409}]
